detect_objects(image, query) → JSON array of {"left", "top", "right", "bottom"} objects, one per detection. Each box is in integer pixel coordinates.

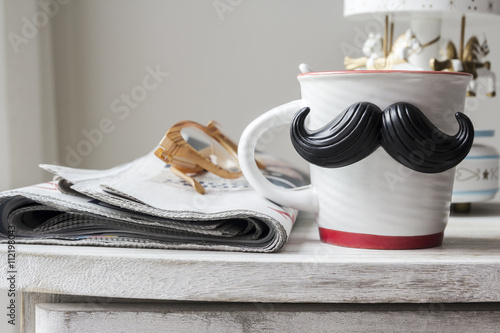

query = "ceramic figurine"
[{"left": 431, "top": 35, "right": 496, "bottom": 97}]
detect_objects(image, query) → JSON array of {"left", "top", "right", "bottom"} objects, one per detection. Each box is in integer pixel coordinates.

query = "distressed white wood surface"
[
  {"left": 35, "top": 302, "right": 500, "bottom": 333},
  {"left": 1, "top": 203, "right": 500, "bottom": 303}
]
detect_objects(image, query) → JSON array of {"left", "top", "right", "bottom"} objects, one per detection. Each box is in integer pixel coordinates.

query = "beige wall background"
[{"left": 49, "top": 0, "right": 351, "bottom": 173}]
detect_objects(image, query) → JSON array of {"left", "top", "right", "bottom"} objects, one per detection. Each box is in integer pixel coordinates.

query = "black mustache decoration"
[{"left": 290, "top": 102, "right": 474, "bottom": 173}]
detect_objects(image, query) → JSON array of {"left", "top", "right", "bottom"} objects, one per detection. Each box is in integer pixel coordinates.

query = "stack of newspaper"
[{"left": 0, "top": 152, "right": 307, "bottom": 252}]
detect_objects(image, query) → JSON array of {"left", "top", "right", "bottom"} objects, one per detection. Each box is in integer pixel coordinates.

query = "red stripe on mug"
[{"left": 318, "top": 228, "right": 444, "bottom": 250}]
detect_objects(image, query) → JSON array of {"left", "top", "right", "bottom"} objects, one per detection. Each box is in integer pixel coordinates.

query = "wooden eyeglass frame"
[{"left": 154, "top": 120, "right": 264, "bottom": 194}]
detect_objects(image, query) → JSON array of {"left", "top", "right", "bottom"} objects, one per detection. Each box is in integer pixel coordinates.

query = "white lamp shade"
[{"left": 344, "top": 0, "right": 500, "bottom": 19}]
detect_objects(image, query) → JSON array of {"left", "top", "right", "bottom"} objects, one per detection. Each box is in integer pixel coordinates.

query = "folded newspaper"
[{"left": 0, "top": 152, "right": 307, "bottom": 252}]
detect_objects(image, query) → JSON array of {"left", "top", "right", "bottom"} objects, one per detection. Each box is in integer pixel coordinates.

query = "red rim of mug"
[{"left": 298, "top": 70, "right": 472, "bottom": 77}]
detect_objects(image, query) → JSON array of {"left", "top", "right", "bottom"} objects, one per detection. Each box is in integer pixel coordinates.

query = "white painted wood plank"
[
  {"left": 35, "top": 302, "right": 500, "bottom": 333},
  {"left": 1, "top": 203, "right": 500, "bottom": 303}
]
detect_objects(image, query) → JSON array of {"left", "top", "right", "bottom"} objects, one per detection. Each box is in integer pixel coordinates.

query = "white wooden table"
[{"left": 1, "top": 203, "right": 500, "bottom": 332}]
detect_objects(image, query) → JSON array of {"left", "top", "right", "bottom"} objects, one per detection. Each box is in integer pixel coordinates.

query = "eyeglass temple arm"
[{"left": 170, "top": 166, "right": 206, "bottom": 194}]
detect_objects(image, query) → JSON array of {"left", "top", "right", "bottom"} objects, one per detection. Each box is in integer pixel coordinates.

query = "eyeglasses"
[{"left": 154, "top": 120, "right": 264, "bottom": 194}]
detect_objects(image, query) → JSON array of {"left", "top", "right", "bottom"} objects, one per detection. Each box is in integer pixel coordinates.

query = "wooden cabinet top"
[{"left": 1, "top": 203, "right": 500, "bottom": 303}]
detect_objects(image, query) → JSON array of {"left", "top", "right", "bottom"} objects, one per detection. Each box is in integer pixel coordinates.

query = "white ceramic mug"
[{"left": 238, "top": 67, "right": 473, "bottom": 249}]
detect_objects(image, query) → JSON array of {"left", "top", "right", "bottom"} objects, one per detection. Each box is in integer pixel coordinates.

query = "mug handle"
[{"left": 238, "top": 99, "right": 318, "bottom": 213}]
